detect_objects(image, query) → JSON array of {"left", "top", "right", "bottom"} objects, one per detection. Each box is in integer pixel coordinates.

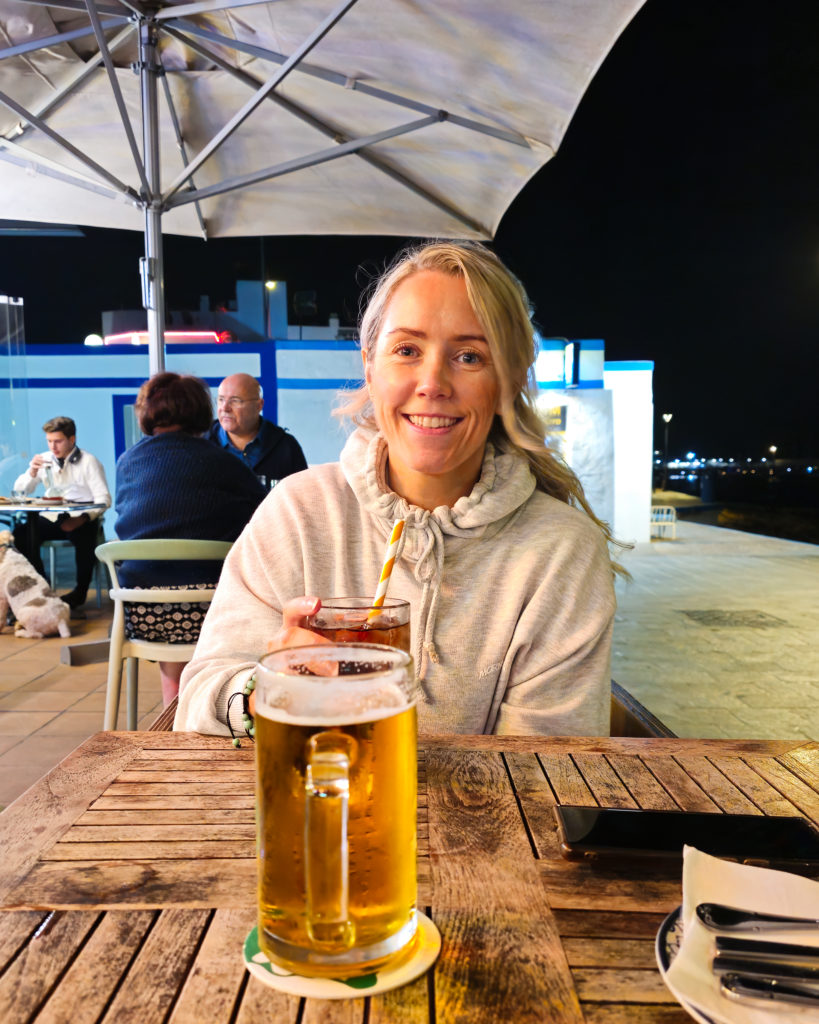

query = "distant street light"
[
  {"left": 661, "top": 413, "right": 673, "bottom": 490},
  {"left": 769, "top": 445, "right": 777, "bottom": 454}
]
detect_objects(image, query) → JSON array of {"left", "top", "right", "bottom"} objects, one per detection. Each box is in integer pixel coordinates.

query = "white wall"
[{"left": 603, "top": 362, "right": 654, "bottom": 544}]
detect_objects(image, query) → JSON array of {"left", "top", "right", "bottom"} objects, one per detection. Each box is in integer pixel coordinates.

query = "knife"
[
  {"left": 715, "top": 935, "right": 819, "bottom": 962},
  {"left": 697, "top": 902, "right": 819, "bottom": 932},
  {"left": 713, "top": 955, "right": 819, "bottom": 982},
  {"left": 721, "top": 973, "right": 819, "bottom": 1007}
]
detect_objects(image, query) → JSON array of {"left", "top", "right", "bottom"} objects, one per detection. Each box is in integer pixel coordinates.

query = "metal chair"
[
  {"left": 649, "top": 504, "right": 677, "bottom": 540},
  {"left": 610, "top": 679, "right": 677, "bottom": 738},
  {"left": 95, "top": 539, "right": 233, "bottom": 730}
]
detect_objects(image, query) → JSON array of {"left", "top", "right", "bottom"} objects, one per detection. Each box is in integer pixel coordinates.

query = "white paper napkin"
[{"left": 663, "top": 846, "right": 819, "bottom": 1023}]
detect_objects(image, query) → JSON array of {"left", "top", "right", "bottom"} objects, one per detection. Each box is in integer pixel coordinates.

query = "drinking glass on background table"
[
  {"left": 255, "top": 643, "right": 418, "bottom": 977},
  {"left": 307, "top": 597, "right": 411, "bottom": 653}
]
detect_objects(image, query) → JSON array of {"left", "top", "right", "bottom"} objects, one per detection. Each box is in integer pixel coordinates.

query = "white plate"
[{"left": 655, "top": 906, "right": 717, "bottom": 1024}]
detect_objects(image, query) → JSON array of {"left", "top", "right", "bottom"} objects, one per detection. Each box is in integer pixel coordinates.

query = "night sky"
[{"left": 2, "top": 0, "right": 818, "bottom": 460}]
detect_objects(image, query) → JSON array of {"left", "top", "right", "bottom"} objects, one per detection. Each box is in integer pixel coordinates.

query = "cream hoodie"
[{"left": 175, "top": 428, "right": 615, "bottom": 736}]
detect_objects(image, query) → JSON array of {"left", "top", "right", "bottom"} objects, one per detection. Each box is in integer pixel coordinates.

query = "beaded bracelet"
[{"left": 227, "top": 675, "right": 256, "bottom": 748}]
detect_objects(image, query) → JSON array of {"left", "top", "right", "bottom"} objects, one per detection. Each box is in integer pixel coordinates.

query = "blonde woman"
[{"left": 176, "top": 242, "right": 617, "bottom": 737}]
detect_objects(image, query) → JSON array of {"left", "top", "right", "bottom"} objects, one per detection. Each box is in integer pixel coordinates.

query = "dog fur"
[{"left": 0, "top": 529, "right": 71, "bottom": 639}]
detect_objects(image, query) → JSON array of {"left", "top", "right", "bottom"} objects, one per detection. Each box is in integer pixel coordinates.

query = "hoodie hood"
[{"left": 340, "top": 426, "right": 536, "bottom": 681}]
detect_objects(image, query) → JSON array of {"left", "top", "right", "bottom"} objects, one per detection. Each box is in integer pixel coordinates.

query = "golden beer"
[{"left": 255, "top": 644, "right": 417, "bottom": 977}]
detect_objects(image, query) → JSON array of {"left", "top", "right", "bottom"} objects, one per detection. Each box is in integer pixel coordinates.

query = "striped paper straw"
[{"left": 368, "top": 519, "right": 405, "bottom": 621}]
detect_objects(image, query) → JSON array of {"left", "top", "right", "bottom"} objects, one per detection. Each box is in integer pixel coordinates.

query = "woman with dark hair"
[
  {"left": 115, "top": 372, "right": 266, "bottom": 704},
  {"left": 176, "top": 242, "right": 622, "bottom": 738}
]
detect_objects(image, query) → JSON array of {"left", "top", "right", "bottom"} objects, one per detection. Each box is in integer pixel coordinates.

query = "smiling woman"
[{"left": 175, "top": 241, "right": 619, "bottom": 740}]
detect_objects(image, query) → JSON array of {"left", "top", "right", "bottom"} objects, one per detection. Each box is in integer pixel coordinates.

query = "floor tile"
[{"left": 0, "top": 710, "right": 61, "bottom": 736}]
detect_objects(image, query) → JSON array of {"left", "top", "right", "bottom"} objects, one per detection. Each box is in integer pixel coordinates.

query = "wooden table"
[{"left": 0, "top": 733, "right": 816, "bottom": 1023}]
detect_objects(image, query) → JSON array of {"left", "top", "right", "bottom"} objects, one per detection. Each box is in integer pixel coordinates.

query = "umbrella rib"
[
  {"left": 16, "top": 0, "right": 128, "bottom": 14},
  {"left": 155, "top": 0, "right": 286, "bottom": 19},
  {"left": 163, "top": 0, "right": 361, "bottom": 200},
  {"left": 9, "top": 25, "right": 134, "bottom": 140},
  {"left": 163, "top": 25, "right": 488, "bottom": 236},
  {"left": 164, "top": 115, "right": 438, "bottom": 208},
  {"left": 83, "top": 0, "right": 151, "bottom": 198},
  {"left": 165, "top": 18, "right": 530, "bottom": 149},
  {"left": 159, "top": 67, "right": 208, "bottom": 239},
  {"left": 0, "top": 143, "right": 127, "bottom": 202},
  {"left": 0, "top": 88, "right": 139, "bottom": 200},
  {"left": 0, "top": 17, "right": 129, "bottom": 62}
]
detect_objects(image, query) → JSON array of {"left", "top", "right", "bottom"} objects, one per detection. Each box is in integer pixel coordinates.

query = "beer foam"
[{"left": 257, "top": 677, "right": 415, "bottom": 726}]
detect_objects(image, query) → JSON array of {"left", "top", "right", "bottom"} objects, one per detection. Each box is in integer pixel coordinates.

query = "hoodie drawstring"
[{"left": 412, "top": 517, "right": 445, "bottom": 688}]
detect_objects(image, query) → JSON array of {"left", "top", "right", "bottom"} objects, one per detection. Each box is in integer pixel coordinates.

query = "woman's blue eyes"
[{"left": 392, "top": 345, "right": 484, "bottom": 364}]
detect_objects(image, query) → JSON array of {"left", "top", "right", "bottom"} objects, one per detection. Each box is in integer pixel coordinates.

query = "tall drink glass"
[
  {"left": 255, "top": 643, "right": 417, "bottom": 977},
  {"left": 307, "top": 597, "right": 411, "bottom": 653}
]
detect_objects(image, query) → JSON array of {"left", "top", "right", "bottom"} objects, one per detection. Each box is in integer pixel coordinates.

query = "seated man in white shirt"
[{"left": 12, "top": 416, "right": 111, "bottom": 610}]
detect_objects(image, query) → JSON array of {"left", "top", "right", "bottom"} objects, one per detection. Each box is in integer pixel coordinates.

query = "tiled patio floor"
[{"left": 0, "top": 592, "right": 162, "bottom": 810}]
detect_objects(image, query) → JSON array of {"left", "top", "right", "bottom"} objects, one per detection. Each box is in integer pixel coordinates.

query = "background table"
[{"left": 0, "top": 733, "right": 816, "bottom": 1022}]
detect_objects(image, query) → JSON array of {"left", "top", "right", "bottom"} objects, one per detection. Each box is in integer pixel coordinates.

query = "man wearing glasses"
[{"left": 208, "top": 373, "right": 307, "bottom": 488}]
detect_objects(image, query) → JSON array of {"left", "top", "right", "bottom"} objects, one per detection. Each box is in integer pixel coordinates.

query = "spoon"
[{"left": 697, "top": 903, "right": 819, "bottom": 933}]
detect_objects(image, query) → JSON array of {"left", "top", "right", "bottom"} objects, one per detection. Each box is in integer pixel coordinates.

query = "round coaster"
[{"left": 243, "top": 911, "right": 441, "bottom": 999}]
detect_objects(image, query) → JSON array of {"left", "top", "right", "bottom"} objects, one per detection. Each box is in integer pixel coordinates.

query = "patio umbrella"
[{"left": 0, "top": 0, "right": 646, "bottom": 371}]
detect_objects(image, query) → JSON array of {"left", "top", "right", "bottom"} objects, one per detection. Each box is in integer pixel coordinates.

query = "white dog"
[{"left": 0, "top": 530, "right": 71, "bottom": 639}]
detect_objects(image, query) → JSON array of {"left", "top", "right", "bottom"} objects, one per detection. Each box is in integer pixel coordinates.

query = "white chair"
[
  {"left": 649, "top": 505, "right": 677, "bottom": 540},
  {"left": 95, "top": 539, "right": 233, "bottom": 730}
]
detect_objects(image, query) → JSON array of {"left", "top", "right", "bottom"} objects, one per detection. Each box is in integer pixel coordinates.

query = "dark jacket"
[
  {"left": 115, "top": 432, "right": 266, "bottom": 586},
  {"left": 206, "top": 418, "right": 308, "bottom": 483}
]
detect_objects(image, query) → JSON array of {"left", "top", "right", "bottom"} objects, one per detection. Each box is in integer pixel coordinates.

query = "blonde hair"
[{"left": 336, "top": 241, "right": 627, "bottom": 571}]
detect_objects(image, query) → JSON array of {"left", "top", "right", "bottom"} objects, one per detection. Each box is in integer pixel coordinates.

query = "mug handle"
[{"left": 304, "top": 731, "right": 358, "bottom": 947}]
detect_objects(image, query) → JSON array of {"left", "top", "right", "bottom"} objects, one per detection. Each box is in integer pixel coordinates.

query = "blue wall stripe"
[
  {"left": 603, "top": 360, "right": 655, "bottom": 371},
  {"left": 278, "top": 378, "right": 364, "bottom": 390},
  {"left": 275, "top": 340, "right": 360, "bottom": 351},
  {"left": 0, "top": 377, "right": 229, "bottom": 388}
]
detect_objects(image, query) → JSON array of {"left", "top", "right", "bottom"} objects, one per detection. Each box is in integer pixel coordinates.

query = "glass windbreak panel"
[
  {"left": 123, "top": 403, "right": 140, "bottom": 450},
  {"left": 0, "top": 295, "right": 32, "bottom": 495}
]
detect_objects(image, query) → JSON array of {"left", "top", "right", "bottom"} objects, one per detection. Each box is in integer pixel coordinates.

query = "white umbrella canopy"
[{"left": 0, "top": 0, "right": 646, "bottom": 367}]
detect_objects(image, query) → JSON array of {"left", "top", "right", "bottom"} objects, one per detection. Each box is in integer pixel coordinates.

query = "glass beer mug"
[{"left": 254, "top": 643, "right": 417, "bottom": 977}]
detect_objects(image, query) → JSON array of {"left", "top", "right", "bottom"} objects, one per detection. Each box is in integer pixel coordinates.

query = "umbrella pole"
[{"left": 139, "top": 19, "right": 166, "bottom": 376}]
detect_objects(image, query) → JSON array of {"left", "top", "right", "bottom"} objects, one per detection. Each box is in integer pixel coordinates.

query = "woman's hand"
[
  {"left": 250, "top": 597, "right": 331, "bottom": 716},
  {"left": 265, "top": 595, "right": 330, "bottom": 654}
]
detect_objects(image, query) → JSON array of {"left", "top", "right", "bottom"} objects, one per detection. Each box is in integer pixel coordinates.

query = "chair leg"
[
  {"left": 104, "top": 604, "right": 127, "bottom": 730},
  {"left": 49, "top": 544, "right": 56, "bottom": 588},
  {"left": 126, "top": 658, "right": 139, "bottom": 730}
]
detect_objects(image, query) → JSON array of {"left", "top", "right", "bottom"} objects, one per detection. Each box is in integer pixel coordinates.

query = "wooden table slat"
[
  {"left": 707, "top": 755, "right": 807, "bottom": 815},
  {"left": 44, "top": 840, "right": 255, "bottom": 860},
  {"left": 427, "top": 749, "right": 583, "bottom": 1023},
  {"left": 537, "top": 752, "right": 596, "bottom": 805},
  {"left": 504, "top": 751, "right": 561, "bottom": 858},
  {"left": 746, "top": 755, "right": 819, "bottom": 819},
  {"left": 62, "top": 824, "right": 256, "bottom": 842},
  {"left": 571, "top": 754, "right": 639, "bottom": 808},
  {"left": 573, "top": 966, "right": 676, "bottom": 1003},
  {"left": 563, "top": 937, "right": 658, "bottom": 969},
  {"left": 0, "top": 910, "right": 100, "bottom": 1024},
  {"left": 169, "top": 908, "right": 254, "bottom": 1024},
  {"left": 638, "top": 758, "right": 719, "bottom": 812},
  {"left": 30, "top": 911, "right": 156, "bottom": 1024},
  {"left": 100, "top": 909, "right": 211, "bottom": 1023},
  {"left": 671, "top": 755, "right": 762, "bottom": 814},
  {"left": 603, "top": 756, "right": 679, "bottom": 810}
]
